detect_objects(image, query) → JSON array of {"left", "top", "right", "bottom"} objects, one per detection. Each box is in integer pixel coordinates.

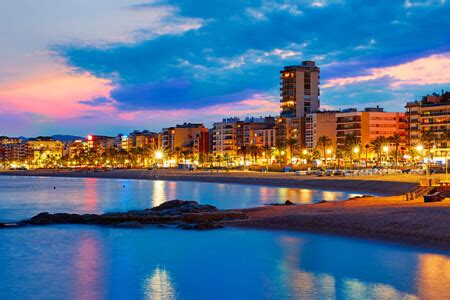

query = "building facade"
[
  {"left": 162, "top": 123, "right": 209, "bottom": 155},
  {"left": 405, "top": 91, "right": 449, "bottom": 147},
  {"left": 305, "top": 111, "right": 338, "bottom": 149},
  {"left": 280, "top": 61, "right": 320, "bottom": 118},
  {"left": 336, "top": 107, "right": 406, "bottom": 147}
]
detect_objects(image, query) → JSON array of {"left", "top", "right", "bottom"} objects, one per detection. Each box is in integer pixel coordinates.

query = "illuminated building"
[
  {"left": 25, "top": 137, "right": 63, "bottom": 165},
  {"left": 280, "top": 61, "right": 320, "bottom": 118},
  {"left": 276, "top": 116, "right": 304, "bottom": 150},
  {"left": 86, "top": 135, "right": 115, "bottom": 150},
  {"left": 336, "top": 107, "right": 406, "bottom": 147},
  {"left": 306, "top": 111, "right": 338, "bottom": 149},
  {"left": 212, "top": 117, "right": 276, "bottom": 156},
  {"left": 405, "top": 91, "right": 449, "bottom": 147},
  {"left": 162, "top": 123, "right": 209, "bottom": 154}
]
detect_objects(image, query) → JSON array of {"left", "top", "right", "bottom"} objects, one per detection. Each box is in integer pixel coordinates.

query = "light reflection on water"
[
  {"left": 0, "top": 176, "right": 363, "bottom": 222},
  {"left": 0, "top": 226, "right": 449, "bottom": 299}
]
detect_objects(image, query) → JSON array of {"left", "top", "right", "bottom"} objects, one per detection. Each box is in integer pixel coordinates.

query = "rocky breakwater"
[{"left": 2, "top": 200, "right": 248, "bottom": 230}]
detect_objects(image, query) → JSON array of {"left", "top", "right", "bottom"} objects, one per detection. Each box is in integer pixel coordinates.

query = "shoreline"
[
  {"left": 0, "top": 169, "right": 419, "bottom": 195},
  {"left": 229, "top": 195, "right": 450, "bottom": 251},
  {"left": 4, "top": 169, "right": 449, "bottom": 251}
]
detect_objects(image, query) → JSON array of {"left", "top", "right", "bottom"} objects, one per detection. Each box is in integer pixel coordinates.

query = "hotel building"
[
  {"left": 162, "top": 123, "right": 209, "bottom": 155},
  {"left": 305, "top": 111, "right": 338, "bottom": 149},
  {"left": 336, "top": 107, "right": 406, "bottom": 147},
  {"left": 212, "top": 117, "right": 276, "bottom": 156},
  {"left": 405, "top": 91, "right": 449, "bottom": 147},
  {"left": 280, "top": 61, "right": 320, "bottom": 118},
  {"left": 25, "top": 138, "right": 64, "bottom": 165}
]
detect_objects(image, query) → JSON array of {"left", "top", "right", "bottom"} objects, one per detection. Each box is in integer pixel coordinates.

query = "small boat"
[{"left": 424, "top": 192, "right": 445, "bottom": 203}]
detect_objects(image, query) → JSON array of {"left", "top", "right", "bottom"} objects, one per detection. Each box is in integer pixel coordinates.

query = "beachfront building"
[
  {"left": 212, "top": 117, "right": 276, "bottom": 160},
  {"left": 212, "top": 118, "right": 241, "bottom": 157},
  {"left": 280, "top": 61, "right": 320, "bottom": 118},
  {"left": 86, "top": 135, "right": 115, "bottom": 150},
  {"left": 25, "top": 137, "right": 63, "bottom": 167},
  {"left": 162, "top": 123, "right": 209, "bottom": 156},
  {"left": 336, "top": 107, "right": 406, "bottom": 148},
  {"left": 276, "top": 116, "right": 304, "bottom": 149},
  {"left": 0, "top": 137, "right": 26, "bottom": 167},
  {"left": 305, "top": 111, "right": 338, "bottom": 149},
  {"left": 405, "top": 91, "right": 450, "bottom": 147}
]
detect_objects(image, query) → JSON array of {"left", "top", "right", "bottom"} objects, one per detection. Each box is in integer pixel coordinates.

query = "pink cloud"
[
  {"left": 115, "top": 93, "right": 279, "bottom": 123},
  {"left": 0, "top": 68, "right": 114, "bottom": 118},
  {"left": 323, "top": 53, "right": 450, "bottom": 88}
]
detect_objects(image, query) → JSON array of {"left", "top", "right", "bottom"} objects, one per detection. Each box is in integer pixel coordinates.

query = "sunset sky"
[{"left": 1, "top": 0, "right": 450, "bottom": 136}]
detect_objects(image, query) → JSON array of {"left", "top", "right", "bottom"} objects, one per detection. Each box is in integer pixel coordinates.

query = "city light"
[
  {"left": 154, "top": 150, "right": 164, "bottom": 160},
  {"left": 326, "top": 148, "right": 332, "bottom": 155},
  {"left": 353, "top": 147, "right": 360, "bottom": 154},
  {"left": 383, "top": 145, "right": 389, "bottom": 153},
  {"left": 416, "top": 144, "right": 424, "bottom": 152},
  {"left": 302, "top": 149, "right": 308, "bottom": 155}
]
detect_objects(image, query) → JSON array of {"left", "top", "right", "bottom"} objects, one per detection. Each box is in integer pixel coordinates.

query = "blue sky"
[{"left": 1, "top": 0, "right": 449, "bottom": 136}]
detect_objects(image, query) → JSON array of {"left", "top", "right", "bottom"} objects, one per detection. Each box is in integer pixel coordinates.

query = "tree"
[
  {"left": 370, "top": 136, "right": 388, "bottom": 166},
  {"left": 262, "top": 144, "right": 273, "bottom": 165},
  {"left": 388, "top": 133, "right": 402, "bottom": 167},
  {"left": 239, "top": 145, "right": 250, "bottom": 165},
  {"left": 248, "top": 145, "right": 261, "bottom": 165},
  {"left": 316, "top": 135, "right": 332, "bottom": 165},
  {"left": 286, "top": 138, "right": 298, "bottom": 163},
  {"left": 275, "top": 140, "right": 287, "bottom": 164}
]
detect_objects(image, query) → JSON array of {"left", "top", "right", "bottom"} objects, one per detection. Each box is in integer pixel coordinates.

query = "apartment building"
[
  {"left": 405, "top": 91, "right": 449, "bottom": 147},
  {"left": 162, "top": 123, "right": 209, "bottom": 155},
  {"left": 275, "top": 116, "right": 304, "bottom": 149},
  {"left": 212, "top": 117, "right": 276, "bottom": 156},
  {"left": 280, "top": 61, "right": 320, "bottom": 118},
  {"left": 305, "top": 111, "right": 338, "bottom": 149},
  {"left": 26, "top": 137, "right": 64, "bottom": 164},
  {"left": 336, "top": 107, "right": 406, "bottom": 147}
]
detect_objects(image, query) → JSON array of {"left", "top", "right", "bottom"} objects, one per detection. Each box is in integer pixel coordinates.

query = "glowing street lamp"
[
  {"left": 416, "top": 144, "right": 424, "bottom": 153},
  {"left": 326, "top": 148, "right": 332, "bottom": 155},
  {"left": 382, "top": 145, "right": 389, "bottom": 153},
  {"left": 154, "top": 150, "right": 164, "bottom": 160},
  {"left": 353, "top": 147, "right": 360, "bottom": 154},
  {"left": 302, "top": 149, "right": 308, "bottom": 155}
]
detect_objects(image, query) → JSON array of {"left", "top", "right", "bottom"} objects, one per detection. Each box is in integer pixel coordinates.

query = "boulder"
[{"left": 114, "top": 221, "right": 143, "bottom": 228}]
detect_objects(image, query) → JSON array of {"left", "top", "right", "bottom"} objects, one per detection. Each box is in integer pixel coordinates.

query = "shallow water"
[
  {"left": 1, "top": 175, "right": 449, "bottom": 299},
  {"left": 1, "top": 226, "right": 449, "bottom": 299},
  {"left": 0, "top": 175, "right": 362, "bottom": 222}
]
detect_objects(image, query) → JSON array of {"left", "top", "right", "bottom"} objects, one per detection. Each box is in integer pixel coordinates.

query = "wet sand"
[
  {"left": 230, "top": 195, "right": 450, "bottom": 250},
  {"left": 0, "top": 169, "right": 420, "bottom": 195}
]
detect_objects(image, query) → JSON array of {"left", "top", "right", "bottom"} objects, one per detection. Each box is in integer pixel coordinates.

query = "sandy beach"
[
  {"left": 0, "top": 169, "right": 422, "bottom": 195},
  {"left": 230, "top": 195, "right": 450, "bottom": 250}
]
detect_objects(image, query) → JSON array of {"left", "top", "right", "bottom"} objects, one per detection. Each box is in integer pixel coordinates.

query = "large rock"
[{"left": 16, "top": 200, "right": 247, "bottom": 231}]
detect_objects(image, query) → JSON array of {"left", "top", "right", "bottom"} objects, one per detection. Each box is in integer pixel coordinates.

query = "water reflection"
[
  {"left": 276, "top": 235, "right": 418, "bottom": 298},
  {"left": 416, "top": 253, "right": 450, "bottom": 299},
  {"left": 74, "top": 234, "right": 103, "bottom": 299},
  {"left": 152, "top": 181, "right": 167, "bottom": 207},
  {"left": 83, "top": 178, "right": 99, "bottom": 212},
  {"left": 143, "top": 267, "right": 177, "bottom": 300}
]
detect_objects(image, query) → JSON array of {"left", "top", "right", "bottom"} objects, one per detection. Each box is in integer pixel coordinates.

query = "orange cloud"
[{"left": 323, "top": 53, "right": 450, "bottom": 88}]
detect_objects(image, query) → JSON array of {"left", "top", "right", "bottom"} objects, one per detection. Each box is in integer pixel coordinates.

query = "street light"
[
  {"left": 326, "top": 148, "right": 332, "bottom": 155},
  {"left": 353, "top": 147, "right": 360, "bottom": 154},
  {"left": 154, "top": 150, "right": 164, "bottom": 160},
  {"left": 416, "top": 144, "right": 424, "bottom": 153}
]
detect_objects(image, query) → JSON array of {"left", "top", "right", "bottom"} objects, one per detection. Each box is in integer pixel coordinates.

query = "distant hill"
[{"left": 51, "top": 135, "right": 84, "bottom": 142}]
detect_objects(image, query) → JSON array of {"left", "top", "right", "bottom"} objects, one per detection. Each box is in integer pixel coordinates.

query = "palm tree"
[
  {"left": 239, "top": 145, "right": 250, "bottom": 165},
  {"left": 262, "top": 144, "right": 273, "bottom": 165},
  {"left": 286, "top": 138, "right": 298, "bottom": 163},
  {"left": 316, "top": 135, "right": 332, "bottom": 165},
  {"left": 248, "top": 145, "right": 261, "bottom": 165},
  {"left": 275, "top": 140, "right": 287, "bottom": 164},
  {"left": 370, "top": 136, "right": 389, "bottom": 166},
  {"left": 364, "top": 144, "right": 370, "bottom": 166},
  {"left": 388, "top": 133, "right": 402, "bottom": 167}
]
